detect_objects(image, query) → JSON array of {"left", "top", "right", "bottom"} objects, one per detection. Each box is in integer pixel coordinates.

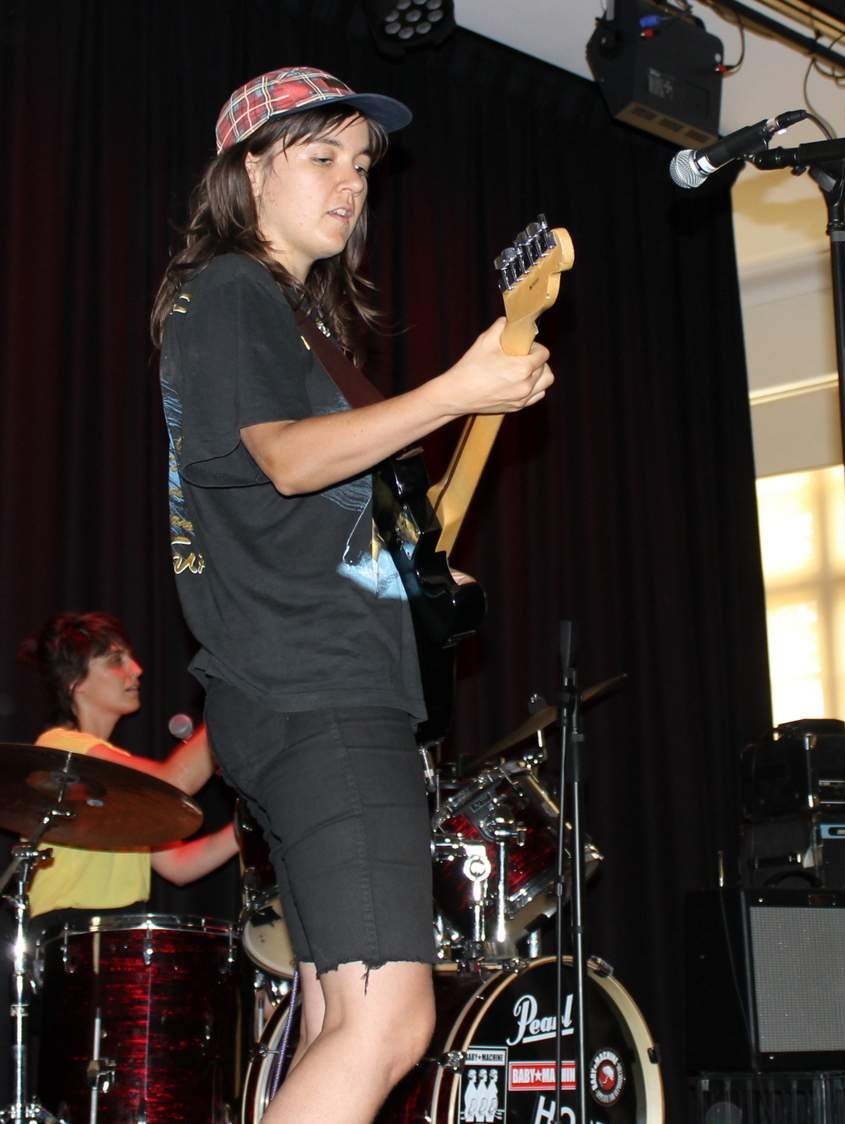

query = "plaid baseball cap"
[{"left": 215, "top": 66, "right": 412, "bottom": 153}]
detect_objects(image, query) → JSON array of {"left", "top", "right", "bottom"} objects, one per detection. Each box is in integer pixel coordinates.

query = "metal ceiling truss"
[{"left": 696, "top": 0, "right": 845, "bottom": 69}]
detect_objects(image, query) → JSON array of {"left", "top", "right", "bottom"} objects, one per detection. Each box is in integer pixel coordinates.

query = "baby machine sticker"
[
  {"left": 589, "top": 1049, "right": 626, "bottom": 1107},
  {"left": 458, "top": 1048, "right": 507, "bottom": 1122}
]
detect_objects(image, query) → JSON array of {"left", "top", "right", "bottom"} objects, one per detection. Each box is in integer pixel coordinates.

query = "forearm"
[
  {"left": 85, "top": 723, "right": 215, "bottom": 793},
  {"left": 151, "top": 823, "right": 238, "bottom": 885},
  {"left": 246, "top": 376, "right": 454, "bottom": 495},
  {"left": 159, "top": 723, "right": 215, "bottom": 794},
  {"left": 240, "top": 319, "right": 553, "bottom": 496}
]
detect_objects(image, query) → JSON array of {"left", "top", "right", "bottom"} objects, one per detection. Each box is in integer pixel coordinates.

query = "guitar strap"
[{"left": 295, "top": 311, "right": 385, "bottom": 411}]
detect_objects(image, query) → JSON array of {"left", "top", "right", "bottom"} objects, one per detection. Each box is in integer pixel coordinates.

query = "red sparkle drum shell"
[
  {"left": 37, "top": 914, "right": 241, "bottom": 1124},
  {"left": 240, "top": 957, "right": 663, "bottom": 1123},
  {"left": 433, "top": 766, "right": 602, "bottom": 941}
]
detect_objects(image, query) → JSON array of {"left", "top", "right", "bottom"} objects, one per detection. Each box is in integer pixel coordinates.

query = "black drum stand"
[{"left": 0, "top": 842, "right": 57, "bottom": 1124}]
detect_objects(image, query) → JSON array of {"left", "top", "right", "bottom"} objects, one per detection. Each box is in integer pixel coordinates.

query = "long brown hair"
[{"left": 151, "top": 105, "right": 388, "bottom": 358}]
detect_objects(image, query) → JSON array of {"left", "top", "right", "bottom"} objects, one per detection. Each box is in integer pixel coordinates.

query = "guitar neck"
[{"left": 427, "top": 316, "right": 541, "bottom": 555}]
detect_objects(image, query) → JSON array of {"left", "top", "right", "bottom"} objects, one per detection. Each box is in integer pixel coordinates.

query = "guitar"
[{"left": 374, "top": 215, "right": 575, "bottom": 744}]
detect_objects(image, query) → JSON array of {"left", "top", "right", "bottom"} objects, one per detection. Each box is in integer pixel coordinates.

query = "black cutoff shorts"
[{"left": 205, "top": 678, "right": 437, "bottom": 976}]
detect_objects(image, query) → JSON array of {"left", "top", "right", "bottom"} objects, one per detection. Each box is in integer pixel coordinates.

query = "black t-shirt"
[{"left": 159, "top": 253, "right": 425, "bottom": 719}]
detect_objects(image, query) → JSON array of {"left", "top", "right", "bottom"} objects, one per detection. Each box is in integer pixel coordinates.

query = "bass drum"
[{"left": 241, "top": 957, "right": 664, "bottom": 1123}]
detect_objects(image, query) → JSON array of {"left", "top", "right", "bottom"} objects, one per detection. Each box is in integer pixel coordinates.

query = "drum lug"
[
  {"left": 437, "top": 1049, "right": 465, "bottom": 1073},
  {"left": 86, "top": 1056, "right": 116, "bottom": 1095},
  {"left": 254, "top": 1040, "right": 281, "bottom": 1061},
  {"left": 587, "top": 954, "right": 614, "bottom": 977},
  {"left": 142, "top": 921, "right": 155, "bottom": 966}
]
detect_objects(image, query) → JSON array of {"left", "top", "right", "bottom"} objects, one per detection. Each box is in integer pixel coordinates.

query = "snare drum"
[
  {"left": 37, "top": 914, "right": 240, "bottom": 1124},
  {"left": 432, "top": 763, "right": 602, "bottom": 945},
  {"left": 241, "top": 956, "right": 664, "bottom": 1122}
]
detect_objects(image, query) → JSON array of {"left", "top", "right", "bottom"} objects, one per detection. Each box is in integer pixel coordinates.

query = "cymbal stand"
[
  {"left": 0, "top": 771, "right": 78, "bottom": 1124},
  {"left": 0, "top": 841, "right": 58, "bottom": 1123},
  {"left": 554, "top": 620, "right": 588, "bottom": 1124}
]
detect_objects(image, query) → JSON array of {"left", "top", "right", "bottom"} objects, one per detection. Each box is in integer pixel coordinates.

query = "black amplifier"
[
  {"left": 685, "top": 888, "right": 845, "bottom": 1072},
  {"left": 740, "top": 718, "right": 845, "bottom": 821},
  {"left": 740, "top": 814, "right": 845, "bottom": 890}
]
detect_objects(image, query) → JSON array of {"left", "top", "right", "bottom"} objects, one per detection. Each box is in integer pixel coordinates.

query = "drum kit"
[
  {"left": 238, "top": 692, "right": 665, "bottom": 1124},
  {"left": 0, "top": 743, "right": 239, "bottom": 1124},
  {"left": 0, "top": 693, "right": 665, "bottom": 1124}
]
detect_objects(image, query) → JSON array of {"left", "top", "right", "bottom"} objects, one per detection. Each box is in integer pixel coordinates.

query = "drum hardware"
[
  {"left": 251, "top": 970, "right": 290, "bottom": 1043},
  {"left": 438, "top": 1051, "right": 465, "bottom": 1073},
  {"left": 234, "top": 801, "right": 297, "bottom": 981},
  {"left": 85, "top": 1059, "right": 116, "bottom": 1096},
  {"left": 488, "top": 810, "right": 525, "bottom": 957},
  {"left": 549, "top": 630, "right": 629, "bottom": 1124},
  {"left": 472, "top": 672, "right": 629, "bottom": 768},
  {"left": 462, "top": 843, "right": 493, "bottom": 956},
  {"left": 419, "top": 743, "right": 438, "bottom": 795},
  {"left": 431, "top": 759, "right": 603, "bottom": 957},
  {"left": 0, "top": 841, "right": 58, "bottom": 1123}
]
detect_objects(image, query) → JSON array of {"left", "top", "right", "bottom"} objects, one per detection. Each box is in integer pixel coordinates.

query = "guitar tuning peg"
[
  {"left": 514, "top": 230, "right": 538, "bottom": 266},
  {"left": 493, "top": 245, "right": 520, "bottom": 291}
]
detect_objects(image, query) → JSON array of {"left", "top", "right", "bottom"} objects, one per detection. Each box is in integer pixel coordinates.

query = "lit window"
[{"left": 757, "top": 466, "right": 845, "bottom": 726}]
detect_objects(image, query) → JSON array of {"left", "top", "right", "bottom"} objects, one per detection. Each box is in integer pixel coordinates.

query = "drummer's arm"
[
  {"left": 86, "top": 723, "right": 216, "bottom": 795},
  {"left": 151, "top": 823, "right": 238, "bottom": 885}
]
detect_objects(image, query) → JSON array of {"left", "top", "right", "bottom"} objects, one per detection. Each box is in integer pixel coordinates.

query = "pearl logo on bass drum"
[{"left": 507, "top": 991, "right": 575, "bottom": 1045}]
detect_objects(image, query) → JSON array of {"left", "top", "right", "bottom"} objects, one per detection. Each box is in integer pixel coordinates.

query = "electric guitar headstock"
[{"left": 494, "top": 214, "right": 574, "bottom": 355}]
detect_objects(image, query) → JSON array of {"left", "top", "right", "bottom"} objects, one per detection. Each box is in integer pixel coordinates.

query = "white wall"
[{"left": 730, "top": 61, "right": 844, "bottom": 477}]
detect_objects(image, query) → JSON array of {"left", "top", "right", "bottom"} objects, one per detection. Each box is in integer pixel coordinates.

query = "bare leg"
[
  {"left": 287, "top": 963, "right": 324, "bottom": 1074},
  {"left": 261, "top": 960, "right": 434, "bottom": 1124}
]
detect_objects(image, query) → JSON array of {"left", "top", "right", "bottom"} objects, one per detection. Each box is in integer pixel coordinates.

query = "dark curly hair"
[
  {"left": 18, "top": 611, "right": 133, "bottom": 729},
  {"left": 150, "top": 104, "right": 388, "bottom": 361}
]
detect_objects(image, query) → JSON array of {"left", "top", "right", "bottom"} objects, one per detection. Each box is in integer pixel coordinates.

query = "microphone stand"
[
  {"left": 554, "top": 620, "right": 588, "bottom": 1124},
  {"left": 752, "top": 136, "right": 845, "bottom": 459}
]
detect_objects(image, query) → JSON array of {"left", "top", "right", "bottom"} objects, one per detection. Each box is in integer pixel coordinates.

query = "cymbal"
[
  {"left": 474, "top": 673, "right": 629, "bottom": 766},
  {"left": 0, "top": 743, "right": 203, "bottom": 850}
]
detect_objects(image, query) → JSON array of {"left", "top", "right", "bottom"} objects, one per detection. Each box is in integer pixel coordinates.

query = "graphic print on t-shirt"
[
  {"left": 317, "top": 389, "right": 406, "bottom": 602},
  {"left": 161, "top": 300, "right": 205, "bottom": 578}
]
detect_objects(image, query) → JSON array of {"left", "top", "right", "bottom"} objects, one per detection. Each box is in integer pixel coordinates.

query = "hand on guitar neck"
[
  {"left": 434, "top": 316, "right": 552, "bottom": 417},
  {"left": 375, "top": 215, "right": 575, "bottom": 744}
]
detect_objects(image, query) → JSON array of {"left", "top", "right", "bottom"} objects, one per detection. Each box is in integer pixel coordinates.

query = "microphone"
[
  {"left": 167, "top": 712, "right": 194, "bottom": 740},
  {"left": 670, "top": 110, "right": 808, "bottom": 189}
]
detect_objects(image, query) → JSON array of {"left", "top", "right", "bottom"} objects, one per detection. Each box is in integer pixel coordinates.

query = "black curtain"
[{"left": 0, "top": 1, "right": 771, "bottom": 1118}]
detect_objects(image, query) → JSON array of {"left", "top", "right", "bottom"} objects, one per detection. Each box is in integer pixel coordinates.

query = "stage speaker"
[
  {"left": 686, "top": 888, "right": 845, "bottom": 1071},
  {"left": 690, "top": 1071, "right": 845, "bottom": 1124}
]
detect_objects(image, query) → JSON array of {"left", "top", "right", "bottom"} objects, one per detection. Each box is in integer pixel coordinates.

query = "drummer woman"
[{"left": 19, "top": 609, "right": 238, "bottom": 923}]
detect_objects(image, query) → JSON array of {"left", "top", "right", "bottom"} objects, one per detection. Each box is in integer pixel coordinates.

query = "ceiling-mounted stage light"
[
  {"left": 587, "top": 0, "right": 723, "bottom": 147},
  {"left": 364, "top": 0, "right": 456, "bottom": 59}
]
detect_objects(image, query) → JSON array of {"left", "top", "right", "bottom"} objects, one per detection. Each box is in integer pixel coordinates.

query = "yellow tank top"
[{"left": 29, "top": 728, "right": 151, "bottom": 917}]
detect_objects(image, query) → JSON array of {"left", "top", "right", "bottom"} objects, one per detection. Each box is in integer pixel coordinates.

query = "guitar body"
[
  {"left": 376, "top": 217, "right": 574, "bottom": 745},
  {"left": 374, "top": 448, "right": 486, "bottom": 744}
]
